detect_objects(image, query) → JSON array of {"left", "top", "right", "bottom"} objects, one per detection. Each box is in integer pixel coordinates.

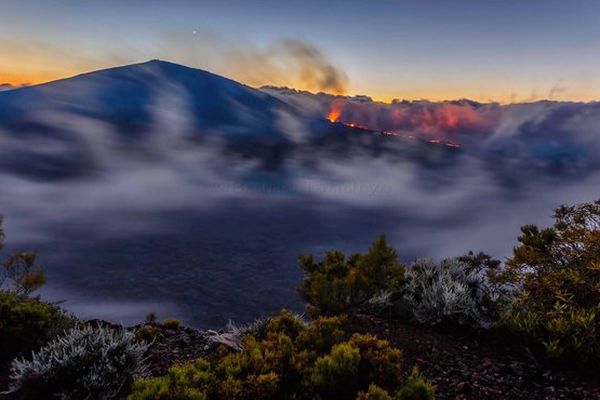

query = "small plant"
[
  {"left": 129, "top": 359, "right": 215, "bottom": 400},
  {"left": 223, "top": 315, "right": 272, "bottom": 341},
  {"left": 0, "top": 218, "right": 77, "bottom": 364},
  {"left": 396, "top": 368, "right": 435, "bottom": 400},
  {"left": 1, "top": 217, "right": 45, "bottom": 295},
  {"left": 206, "top": 312, "right": 306, "bottom": 352},
  {"left": 1, "top": 251, "right": 46, "bottom": 295},
  {"left": 356, "top": 384, "right": 393, "bottom": 400},
  {"left": 135, "top": 324, "right": 162, "bottom": 342},
  {"left": 0, "top": 290, "right": 76, "bottom": 364},
  {"left": 9, "top": 324, "right": 148, "bottom": 399},
  {"left": 298, "top": 235, "right": 404, "bottom": 316},
  {"left": 162, "top": 318, "right": 180, "bottom": 330},
  {"left": 397, "top": 257, "right": 510, "bottom": 328},
  {"left": 310, "top": 342, "right": 361, "bottom": 397}
]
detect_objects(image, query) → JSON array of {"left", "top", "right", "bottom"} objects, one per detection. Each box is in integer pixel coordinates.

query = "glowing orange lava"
[
  {"left": 326, "top": 100, "right": 345, "bottom": 123},
  {"left": 327, "top": 109, "right": 341, "bottom": 122},
  {"left": 323, "top": 104, "right": 462, "bottom": 149}
]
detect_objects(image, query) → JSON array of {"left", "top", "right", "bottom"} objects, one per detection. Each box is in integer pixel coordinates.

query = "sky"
[{"left": 2, "top": 0, "right": 600, "bottom": 103}]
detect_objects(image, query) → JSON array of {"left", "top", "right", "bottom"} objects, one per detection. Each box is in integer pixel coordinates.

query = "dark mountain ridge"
[{"left": 0, "top": 60, "right": 295, "bottom": 139}]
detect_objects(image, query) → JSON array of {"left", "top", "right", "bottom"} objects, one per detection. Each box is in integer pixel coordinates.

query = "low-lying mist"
[{"left": 0, "top": 62, "right": 598, "bottom": 327}]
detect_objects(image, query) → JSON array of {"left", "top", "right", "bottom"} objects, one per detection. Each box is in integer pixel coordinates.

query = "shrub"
[
  {"left": 224, "top": 316, "right": 270, "bottom": 339},
  {"left": 356, "top": 384, "right": 393, "bottom": 400},
  {"left": 345, "top": 334, "right": 404, "bottom": 390},
  {"left": 398, "top": 257, "right": 510, "bottom": 328},
  {"left": 298, "top": 235, "right": 404, "bottom": 316},
  {"left": 135, "top": 324, "right": 162, "bottom": 342},
  {"left": 162, "top": 318, "right": 180, "bottom": 330},
  {"left": 129, "top": 359, "right": 215, "bottom": 400},
  {"left": 0, "top": 217, "right": 74, "bottom": 365},
  {"left": 128, "top": 311, "right": 433, "bottom": 400},
  {"left": 499, "top": 200, "right": 600, "bottom": 363},
  {"left": 1, "top": 217, "right": 45, "bottom": 296},
  {"left": 0, "top": 291, "right": 76, "bottom": 365},
  {"left": 9, "top": 324, "right": 148, "bottom": 399},
  {"left": 205, "top": 311, "right": 306, "bottom": 352},
  {"left": 310, "top": 342, "right": 361, "bottom": 397},
  {"left": 1, "top": 252, "right": 46, "bottom": 295},
  {"left": 296, "top": 314, "right": 344, "bottom": 354},
  {"left": 262, "top": 309, "right": 307, "bottom": 339},
  {"left": 396, "top": 368, "right": 435, "bottom": 400}
]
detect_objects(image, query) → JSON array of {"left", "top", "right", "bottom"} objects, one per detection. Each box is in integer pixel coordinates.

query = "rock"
[
  {"left": 543, "top": 386, "right": 555, "bottom": 395},
  {"left": 509, "top": 362, "right": 527, "bottom": 377}
]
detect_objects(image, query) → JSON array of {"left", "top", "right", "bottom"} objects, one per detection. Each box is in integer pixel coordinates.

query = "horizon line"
[{"left": 2, "top": 59, "right": 599, "bottom": 106}]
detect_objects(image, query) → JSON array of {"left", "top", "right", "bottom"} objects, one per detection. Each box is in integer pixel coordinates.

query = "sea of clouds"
[{"left": 0, "top": 62, "right": 598, "bottom": 327}]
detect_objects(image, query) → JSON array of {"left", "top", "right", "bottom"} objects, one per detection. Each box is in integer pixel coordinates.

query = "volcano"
[
  {"left": 0, "top": 60, "right": 294, "bottom": 136},
  {"left": 0, "top": 60, "right": 445, "bottom": 181},
  {"left": 0, "top": 60, "right": 374, "bottom": 179}
]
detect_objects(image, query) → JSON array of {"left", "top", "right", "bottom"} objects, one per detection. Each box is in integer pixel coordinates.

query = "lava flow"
[
  {"left": 326, "top": 106, "right": 461, "bottom": 149},
  {"left": 326, "top": 108, "right": 342, "bottom": 122}
]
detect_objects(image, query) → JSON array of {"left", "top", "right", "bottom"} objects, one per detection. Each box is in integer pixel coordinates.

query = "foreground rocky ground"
[
  {"left": 345, "top": 314, "right": 600, "bottom": 400},
  {"left": 2, "top": 316, "right": 599, "bottom": 399},
  {"left": 139, "top": 316, "right": 600, "bottom": 400}
]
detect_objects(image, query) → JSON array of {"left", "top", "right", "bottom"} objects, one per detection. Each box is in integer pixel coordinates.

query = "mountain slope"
[
  {"left": 0, "top": 60, "right": 298, "bottom": 140},
  {"left": 0, "top": 61, "right": 417, "bottom": 180}
]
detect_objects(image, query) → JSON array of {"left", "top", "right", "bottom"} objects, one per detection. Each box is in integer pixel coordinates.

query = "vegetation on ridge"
[
  {"left": 1, "top": 199, "right": 599, "bottom": 399},
  {"left": 500, "top": 200, "right": 600, "bottom": 362},
  {"left": 297, "top": 200, "right": 600, "bottom": 364}
]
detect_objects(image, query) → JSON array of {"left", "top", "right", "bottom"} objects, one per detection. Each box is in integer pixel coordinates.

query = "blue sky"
[{"left": 2, "top": 0, "right": 600, "bottom": 102}]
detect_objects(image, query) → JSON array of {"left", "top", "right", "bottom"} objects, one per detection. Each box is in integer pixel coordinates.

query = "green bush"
[
  {"left": 396, "top": 368, "right": 435, "bottom": 400},
  {"left": 298, "top": 235, "right": 404, "bottom": 316},
  {"left": 295, "top": 313, "right": 343, "bottom": 354},
  {"left": 1, "top": 216, "right": 45, "bottom": 296},
  {"left": 0, "top": 218, "right": 76, "bottom": 366},
  {"left": 128, "top": 310, "right": 433, "bottom": 400},
  {"left": 502, "top": 302, "right": 598, "bottom": 361},
  {"left": 129, "top": 359, "right": 214, "bottom": 400},
  {"left": 345, "top": 334, "right": 404, "bottom": 390},
  {"left": 499, "top": 200, "right": 600, "bottom": 363},
  {"left": 262, "top": 309, "right": 306, "bottom": 339},
  {"left": 205, "top": 313, "right": 305, "bottom": 353},
  {"left": 0, "top": 291, "right": 75, "bottom": 365},
  {"left": 311, "top": 342, "right": 361, "bottom": 397},
  {"left": 356, "top": 384, "right": 393, "bottom": 400},
  {"left": 9, "top": 324, "right": 148, "bottom": 399},
  {"left": 135, "top": 324, "right": 162, "bottom": 342}
]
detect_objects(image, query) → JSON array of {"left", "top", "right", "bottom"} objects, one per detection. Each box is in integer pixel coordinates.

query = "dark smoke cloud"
[
  {"left": 548, "top": 80, "right": 567, "bottom": 99},
  {"left": 278, "top": 39, "right": 348, "bottom": 93},
  {"left": 153, "top": 30, "right": 349, "bottom": 94},
  {"left": 216, "top": 39, "right": 349, "bottom": 94},
  {"left": 2, "top": 29, "right": 348, "bottom": 95}
]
